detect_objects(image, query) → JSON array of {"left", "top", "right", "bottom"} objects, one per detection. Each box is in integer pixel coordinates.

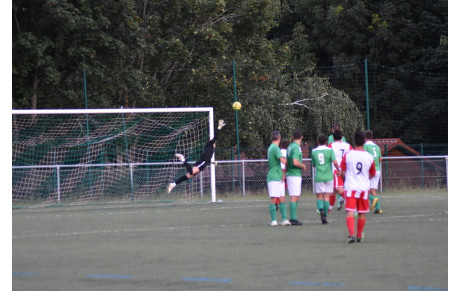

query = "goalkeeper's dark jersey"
[{"left": 194, "top": 129, "right": 219, "bottom": 171}]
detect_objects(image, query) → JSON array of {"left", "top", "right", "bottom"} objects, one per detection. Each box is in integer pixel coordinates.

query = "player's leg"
[
  {"left": 315, "top": 183, "right": 328, "bottom": 224},
  {"left": 356, "top": 192, "right": 370, "bottom": 242},
  {"left": 279, "top": 185, "right": 290, "bottom": 226},
  {"left": 369, "top": 171, "right": 382, "bottom": 213},
  {"left": 329, "top": 193, "right": 335, "bottom": 213},
  {"left": 268, "top": 182, "right": 281, "bottom": 226},
  {"left": 334, "top": 173, "right": 345, "bottom": 211},
  {"left": 328, "top": 171, "right": 339, "bottom": 213},
  {"left": 168, "top": 171, "right": 198, "bottom": 193},
  {"left": 322, "top": 181, "right": 334, "bottom": 220},
  {"left": 287, "top": 176, "right": 302, "bottom": 225},
  {"left": 315, "top": 184, "right": 325, "bottom": 214},
  {"left": 168, "top": 153, "right": 194, "bottom": 193},
  {"left": 345, "top": 191, "right": 357, "bottom": 243}
]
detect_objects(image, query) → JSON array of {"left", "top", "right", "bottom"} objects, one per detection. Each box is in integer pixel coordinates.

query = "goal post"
[{"left": 12, "top": 107, "right": 217, "bottom": 206}]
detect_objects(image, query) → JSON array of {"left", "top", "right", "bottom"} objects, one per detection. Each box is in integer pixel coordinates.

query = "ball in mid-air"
[{"left": 232, "top": 101, "right": 242, "bottom": 111}]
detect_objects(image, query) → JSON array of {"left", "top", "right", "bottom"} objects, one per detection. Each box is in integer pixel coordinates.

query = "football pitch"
[{"left": 13, "top": 190, "right": 448, "bottom": 291}]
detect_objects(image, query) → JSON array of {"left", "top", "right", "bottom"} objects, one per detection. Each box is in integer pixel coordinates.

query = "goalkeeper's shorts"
[{"left": 194, "top": 159, "right": 209, "bottom": 171}]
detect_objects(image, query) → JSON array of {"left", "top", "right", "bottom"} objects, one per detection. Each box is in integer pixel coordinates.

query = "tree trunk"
[{"left": 32, "top": 74, "right": 40, "bottom": 110}]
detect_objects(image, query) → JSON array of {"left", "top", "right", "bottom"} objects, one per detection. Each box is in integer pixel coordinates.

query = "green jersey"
[
  {"left": 267, "top": 143, "right": 283, "bottom": 182},
  {"left": 364, "top": 141, "right": 382, "bottom": 171},
  {"left": 286, "top": 142, "right": 303, "bottom": 177},
  {"left": 311, "top": 145, "right": 336, "bottom": 182},
  {"left": 328, "top": 135, "right": 347, "bottom": 145}
]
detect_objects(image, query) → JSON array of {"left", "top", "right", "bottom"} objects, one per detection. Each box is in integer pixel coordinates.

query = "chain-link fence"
[
  {"left": 12, "top": 156, "right": 447, "bottom": 207},
  {"left": 214, "top": 156, "right": 448, "bottom": 198}
]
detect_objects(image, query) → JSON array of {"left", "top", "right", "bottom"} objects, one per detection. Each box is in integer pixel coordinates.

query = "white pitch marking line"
[{"left": 13, "top": 212, "right": 447, "bottom": 240}]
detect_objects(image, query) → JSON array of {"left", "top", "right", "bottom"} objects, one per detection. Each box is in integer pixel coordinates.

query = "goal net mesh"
[{"left": 12, "top": 110, "right": 211, "bottom": 206}]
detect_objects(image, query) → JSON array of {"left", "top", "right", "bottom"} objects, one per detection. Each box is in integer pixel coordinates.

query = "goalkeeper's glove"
[{"left": 218, "top": 119, "right": 226, "bottom": 130}]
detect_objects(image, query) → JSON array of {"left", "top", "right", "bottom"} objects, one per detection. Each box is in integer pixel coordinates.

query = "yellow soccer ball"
[{"left": 232, "top": 101, "right": 242, "bottom": 111}]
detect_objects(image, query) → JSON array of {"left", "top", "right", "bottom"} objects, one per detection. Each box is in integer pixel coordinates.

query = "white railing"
[{"left": 12, "top": 156, "right": 448, "bottom": 205}]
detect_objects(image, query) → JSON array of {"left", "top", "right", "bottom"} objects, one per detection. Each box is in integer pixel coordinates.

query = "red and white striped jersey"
[
  {"left": 329, "top": 141, "right": 352, "bottom": 168},
  {"left": 340, "top": 149, "right": 376, "bottom": 192}
]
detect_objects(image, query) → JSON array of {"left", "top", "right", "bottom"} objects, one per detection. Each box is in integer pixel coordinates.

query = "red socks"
[
  {"left": 329, "top": 195, "right": 336, "bottom": 207},
  {"left": 346, "top": 216, "right": 355, "bottom": 236},
  {"left": 357, "top": 218, "right": 366, "bottom": 238}
]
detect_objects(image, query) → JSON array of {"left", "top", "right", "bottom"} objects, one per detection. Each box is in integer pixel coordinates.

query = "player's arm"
[
  {"left": 333, "top": 160, "right": 341, "bottom": 172},
  {"left": 331, "top": 150, "right": 340, "bottom": 172},
  {"left": 279, "top": 157, "right": 287, "bottom": 165},
  {"left": 340, "top": 154, "right": 347, "bottom": 179},
  {"left": 208, "top": 120, "right": 226, "bottom": 144},
  {"left": 293, "top": 158, "right": 307, "bottom": 171},
  {"left": 369, "top": 161, "right": 376, "bottom": 178}
]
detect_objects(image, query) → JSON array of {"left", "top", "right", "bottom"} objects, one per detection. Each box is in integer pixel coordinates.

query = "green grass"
[{"left": 13, "top": 190, "right": 448, "bottom": 291}]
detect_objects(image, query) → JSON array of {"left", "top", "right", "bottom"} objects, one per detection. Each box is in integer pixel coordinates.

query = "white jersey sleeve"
[{"left": 281, "top": 149, "right": 287, "bottom": 170}]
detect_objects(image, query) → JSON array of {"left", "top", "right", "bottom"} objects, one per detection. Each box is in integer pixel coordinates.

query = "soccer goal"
[{"left": 12, "top": 107, "right": 217, "bottom": 207}]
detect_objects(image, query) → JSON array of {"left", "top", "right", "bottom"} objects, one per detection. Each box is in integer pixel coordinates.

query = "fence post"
[
  {"left": 56, "top": 165, "right": 61, "bottom": 204},
  {"left": 232, "top": 59, "right": 242, "bottom": 195},
  {"left": 384, "top": 144, "right": 388, "bottom": 189},
  {"left": 121, "top": 108, "right": 134, "bottom": 202},
  {"left": 445, "top": 156, "right": 448, "bottom": 190},
  {"left": 200, "top": 171, "right": 203, "bottom": 198},
  {"left": 242, "top": 160, "right": 246, "bottom": 197},
  {"left": 364, "top": 59, "right": 371, "bottom": 130},
  {"left": 420, "top": 143, "right": 425, "bottom": 188}
]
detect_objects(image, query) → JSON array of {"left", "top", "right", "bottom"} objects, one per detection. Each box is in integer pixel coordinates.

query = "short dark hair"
[
  {"left": 317, "top": 133, "right": 327, "bottom": 145},
  {"left": 293, "top": 129, "right": 303, "bottom": 140},
  {"left": 354, "top": 130, "right": 365, "bottom": 146},
  {"left": 280, "top": 139, "right": 290, "bottom": 149},
  {"left": 271, "top": 131, "right": 281, "bottom": 141},
  {"left": 332, "top": 123, "right": 341, "bottom": 131},
  {"left": 365, "top": 130, "right": 373, "bottom": 140},
  {"left": 333, "top": 129, "right": 343, "bottom": 141}
]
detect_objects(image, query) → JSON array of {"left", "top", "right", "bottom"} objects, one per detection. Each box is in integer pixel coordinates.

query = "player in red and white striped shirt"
[
  {"left": 340, "top": 130, "right": 376, "bottom": 243},
  {"left": 328, "top": 129, "right": 352, "bottom": 212}
]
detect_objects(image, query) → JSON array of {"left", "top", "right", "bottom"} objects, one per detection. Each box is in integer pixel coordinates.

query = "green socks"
[
  {"left": 269, "top": 203, "right": 277, "bottom": 221},
  {"left": 369, "top": 194, "right": 381, "bottom": 210},
  {"left": 279, "top": 202, "right": 288, "bottom": 220},
  {"left": 323, "top": 200, "right": 330, "bottom": 216},
  {"left": 271, "top": 202, "right": 296, "bottom": 221},
  {"left": 316, "top": 199, "right": 324, "bottom": 212},
  {"left": 290, "top": 202, "right": 297, "bottom": 220}
]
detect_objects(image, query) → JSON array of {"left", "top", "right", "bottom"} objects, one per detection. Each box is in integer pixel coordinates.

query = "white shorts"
[
  {"left": 315, "top": 181, "right": 334, "bottom": 194},
  {"left": 369, "top": 171, "right": 381, "bottom": 189},
  {"left": 267, "top": 181, "right": 285, "bottom": 198},
  {"left": 286, "top": 176, "right": 302, "bottom": 197}
]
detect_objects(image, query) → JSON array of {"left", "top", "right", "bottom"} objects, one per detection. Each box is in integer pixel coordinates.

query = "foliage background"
[{"left": 12, "top": 0, "right": 447, "bottom": 147}]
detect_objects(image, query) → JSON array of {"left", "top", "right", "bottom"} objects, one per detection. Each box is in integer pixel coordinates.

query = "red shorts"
[
  {"left": 333, "top": 170, "right": 344, "bottom": 189},
  {"left": 344, "top": 190, "right": 370, "bottom": 213}
]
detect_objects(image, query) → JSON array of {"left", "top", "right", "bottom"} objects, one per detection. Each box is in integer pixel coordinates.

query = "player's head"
[
  {"left": 271, "top": 131, "right": 281, "bottom": 142},
  {"left": 280, "top": 139, "right": 289, "bottom": 149},
  {"left": 293, "top": 129, "right": 303, "bottom": 140},
  {"left": 354, "top": 130, "right": 365, "bottom": 146},
  {"left": 317, "top": 133, "right": 327, "bottom": 145},
  {"left": 365, "top": 130, "right": 373, "bottom": 140},
  {"left": 333, "top": 129, "right": 343, "bottom": 141},
  {"left": 332, "top": 123, "right": 341, "bottom": 132}
]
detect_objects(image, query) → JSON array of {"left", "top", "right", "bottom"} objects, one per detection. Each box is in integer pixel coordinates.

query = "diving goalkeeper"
[{"left": 168, "top": 119, "right": 226, "bottom": 193}]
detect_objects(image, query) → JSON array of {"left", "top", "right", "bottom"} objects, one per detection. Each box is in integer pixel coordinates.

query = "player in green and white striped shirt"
[
  {"left": 311, "top": 134, "right": 341, "bottom": 224},
  {"left": 364, "top": 130, "right": 383, "bottom": 214}
]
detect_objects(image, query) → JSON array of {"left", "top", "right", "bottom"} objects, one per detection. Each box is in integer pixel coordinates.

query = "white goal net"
[{"left": 12, "top": 108, "right": 216, "bottom": 207}]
